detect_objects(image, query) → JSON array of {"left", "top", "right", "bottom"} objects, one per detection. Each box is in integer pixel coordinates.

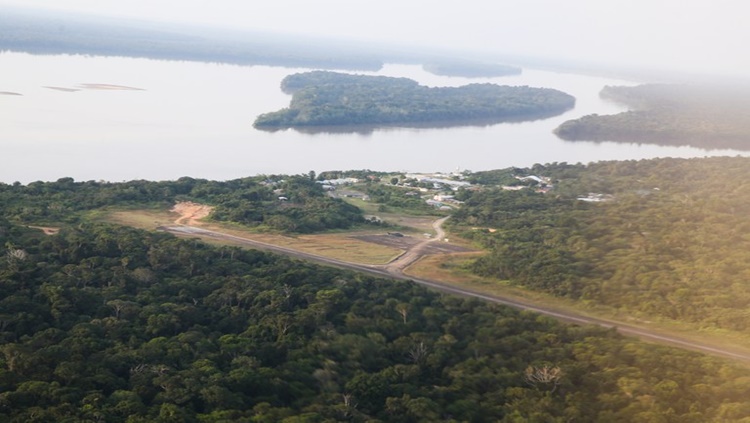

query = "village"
[{"left": 311, "top": 169, "right": 559, "bottom": 212}]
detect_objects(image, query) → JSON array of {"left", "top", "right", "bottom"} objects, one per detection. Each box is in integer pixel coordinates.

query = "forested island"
[
  {"left": 254, "top": 71, "right": 575, "bottom": 129},
  {"left": 554, "top": 84, "right": 750, "bottom": 150},
  {"left": 4, "top": 172, "right": 750, "bottom": 421}
]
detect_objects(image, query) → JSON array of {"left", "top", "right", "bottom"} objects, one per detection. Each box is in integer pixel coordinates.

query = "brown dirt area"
[
  {"left": 28, "top": 226, "right": 61, "bottom": 235},
  {"left": 171, "top": 202, "right": 215, "bottom": 225}
]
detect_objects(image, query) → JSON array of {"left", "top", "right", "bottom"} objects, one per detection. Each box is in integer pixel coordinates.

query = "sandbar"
[
  {"left": 44, "top": 86, "right": 81, "bottom": 92},
  {"left": 79, "top": 83, "right": 145, "bottom": 91}
]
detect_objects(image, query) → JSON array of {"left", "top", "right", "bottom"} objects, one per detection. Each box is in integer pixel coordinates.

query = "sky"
[{"left": 3, "top": 0, "right": 749, "bottom": 78}]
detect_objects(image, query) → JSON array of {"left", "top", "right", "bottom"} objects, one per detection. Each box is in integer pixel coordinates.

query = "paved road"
[{"left": 162, "top": 223, "right": 750, "bottom": 363}]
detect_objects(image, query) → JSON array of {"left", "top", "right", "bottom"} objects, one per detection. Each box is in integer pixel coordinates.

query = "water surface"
[{"left": 1, "top": 52, "right": 744, "bottom": 183}]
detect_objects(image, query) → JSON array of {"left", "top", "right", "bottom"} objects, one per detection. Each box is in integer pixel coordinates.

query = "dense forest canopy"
[
  {"left": 3, "top": 216, "right": 750, "bottom": 421},
  {"left": 554, "top": 84, "right": 750, "bottom": 150},
  {"left": 253, "top": 71, "right": 575, "bottom": 129},
  {"left": 453, "top": 156, "right": 750, "bottom": 334}
]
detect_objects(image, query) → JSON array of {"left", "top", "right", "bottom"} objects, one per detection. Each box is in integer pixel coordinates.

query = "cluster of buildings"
[
  {"left": 502, "top": 175, "right": 554, "bottom": 193},
  {"left": 316, "top": 177, "right": 360, "bottom": 191},
  {"left": 404, "top": 173, "right": 472, "bottom": 191},
  {"left": 576, "top": 193, "right": 614, "bottom": 202}
]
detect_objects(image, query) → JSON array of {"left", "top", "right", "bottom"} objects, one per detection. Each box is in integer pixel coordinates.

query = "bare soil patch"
[
  {"left": 171, "top": 202, "right": 214, "bottom": 225},
  {"left": 27, "top": 226, "right": 60, "bottom": 236}
]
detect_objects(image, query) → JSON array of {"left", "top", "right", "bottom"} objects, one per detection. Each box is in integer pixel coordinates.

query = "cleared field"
[
  {"left": 338, "top": 196, "right": 439, "bottom": 232},
  {"left": 104, "top": 209, "right": 404, "bottom": 265},
  {"left": 404, "top": 252, "right": 485, "bottom": 283},
  {"left": 353, "top": 234, "right": 474, "bottom": 254},
  {"left": 214, "top": 230, "right": 404, "bottom": 265},
  {"left": 105, "top": 209, "right": 176, "bottom": 229}
]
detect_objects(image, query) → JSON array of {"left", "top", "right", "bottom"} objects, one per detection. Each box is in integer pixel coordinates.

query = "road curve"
[
  {"left": 384, "top": 216, "right": 450, "bottom": 274},
  {"left": 162, "top": 224, "right": 750, "bottom": 363}
]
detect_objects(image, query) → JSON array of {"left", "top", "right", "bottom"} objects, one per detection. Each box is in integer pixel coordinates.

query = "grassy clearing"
[
  {"left": 99, "top": 209, "right": 177, "bottom": 229},
  {"left": 404, "top": 252, "right": 586, "bottom": 311},
  {"left": 209, "top": 228, "right": 402, "bottom": 265},
  {"left": 340, "top": 197, "right": 439, "bottom": 233},
  {"left": 101, "top": 208, "right": 402, "bottom": 265}
]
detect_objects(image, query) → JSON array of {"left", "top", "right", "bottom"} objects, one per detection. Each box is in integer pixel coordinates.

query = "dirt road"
[
  {"left": 385, "top": 216, "right": 450, "bottom": 274},
  {"left": 162, "top": 219, "right": 750, "bottom": 363}
]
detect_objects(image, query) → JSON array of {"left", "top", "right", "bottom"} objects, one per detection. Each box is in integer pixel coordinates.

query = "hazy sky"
[{"left": 3, "top": 0, "right": 748, "bottom": 77}]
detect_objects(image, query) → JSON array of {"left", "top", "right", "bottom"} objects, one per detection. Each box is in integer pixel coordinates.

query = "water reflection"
[{"left": 262, "top": 111, "right": 574, "bottom": 135}]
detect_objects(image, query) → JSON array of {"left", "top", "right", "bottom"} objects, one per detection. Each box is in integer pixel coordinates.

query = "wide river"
[{"left": 1, "top": 52, "right": 745, "bottom": 183}]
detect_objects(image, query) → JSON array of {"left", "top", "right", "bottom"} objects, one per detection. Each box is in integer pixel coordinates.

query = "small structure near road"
[{"left": 577, "top": 193, "right": 614, "bottom": 202}]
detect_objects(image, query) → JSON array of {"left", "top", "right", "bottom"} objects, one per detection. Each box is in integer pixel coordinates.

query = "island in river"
[
  {"left": 253, "top": 71, "right": 575, "bottom": 130},
  {"left": 554, "top": 83, "right": 750, "bottom": 150}
]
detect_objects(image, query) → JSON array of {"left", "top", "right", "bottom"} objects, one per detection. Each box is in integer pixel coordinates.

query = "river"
[{"left": 1, "top": 51, "right": 745, "bottom": 183}]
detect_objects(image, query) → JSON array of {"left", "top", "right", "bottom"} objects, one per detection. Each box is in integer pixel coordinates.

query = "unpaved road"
[
  {"left": 384, "top": 216, "right": 449, "bottom": 274},
  {"left": 162, "top": 219, "right": 750, "bottom": 363}
]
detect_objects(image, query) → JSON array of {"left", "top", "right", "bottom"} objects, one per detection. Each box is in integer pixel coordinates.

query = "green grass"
[{"left": 99, "top": 208, "right": 403, "bottom": 265}]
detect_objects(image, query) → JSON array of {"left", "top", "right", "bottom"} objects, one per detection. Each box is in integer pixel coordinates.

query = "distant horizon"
[
  {"left": 1, "top": 0, "right": 748, "bottom": 81},
  {"left": 1, "top": 4, "right": 743, "bottom": 86}
]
